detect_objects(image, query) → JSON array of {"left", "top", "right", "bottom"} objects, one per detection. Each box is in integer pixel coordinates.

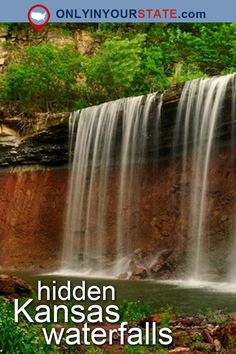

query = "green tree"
[
  {"left": 1, "top": 44, "right": 81, "bottom": 112},
  {"left": 1, "top": 23, "right": 236, "bottom": 112},
  {"left": 82, "top": 35, "right": 146, "bottom": 104},
  {"left": 166, "top": 23, "right": 236, "bottom": 76}
]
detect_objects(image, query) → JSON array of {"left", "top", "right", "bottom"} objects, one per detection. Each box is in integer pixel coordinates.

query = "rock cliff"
[{"left": 0, "top": 84, "right": 235, "bottom": 274}]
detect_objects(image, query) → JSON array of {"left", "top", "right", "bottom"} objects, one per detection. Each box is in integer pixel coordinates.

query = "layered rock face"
[
  {"left": 0, "top": 112, "right": 69, "bottom": 167},
  {"left": 0, "top": 113, "right": 69, "bottom": 271},
  {"left": 0, "top": 85, "right": 235, "bottom": 276}
]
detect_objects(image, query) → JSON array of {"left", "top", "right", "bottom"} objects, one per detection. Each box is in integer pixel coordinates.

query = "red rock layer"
[
  {"left": 0, "top": 168, "right": 68, "bottom": 271},
  {"left": 0, "top": 146, "right": 235, "bottom": 275}
]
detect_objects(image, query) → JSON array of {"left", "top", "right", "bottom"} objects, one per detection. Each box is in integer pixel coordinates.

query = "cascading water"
[
  {"left": 61, "top": 73, "right": 236, "bottom": 282},
  {"left": 174, "top": 74, "right": 236, "bottom": 281},
  {"left": 115, "top": 94, "right": 162, "bottom": 273},
  {"left": 62, "top": 93, "right": 162, "bottom": 276}
]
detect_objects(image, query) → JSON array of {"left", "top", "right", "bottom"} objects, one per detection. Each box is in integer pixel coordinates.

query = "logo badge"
[{"left": 28, "top": 4, "right": 50, "bottom": 31}]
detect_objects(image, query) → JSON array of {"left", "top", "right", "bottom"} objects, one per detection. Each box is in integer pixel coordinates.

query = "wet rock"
[
  {"left": 117, "top": 272, "right": 128, "bottom": 280},
  {"left": 208, "top": 324, "right": 220, "bottom": 336},
  {"left": 202, "top": 329, "right": 214, "bottom": 345},
  {"left": 139, "top": 313, "right": 177, "bottom": 326},
  {"left": 177, "top": 316, "right": 202, "bottom": 327},
  {"left": 150, "top": 259, "right": 165, "bottom": 273},
  {"left": 213, "top": 339, "right": 222, "bottom": 352},
  {"left": 129, "top": 265, "right": 147, "bottom": 280},
  {"left": 133, "top": 248, "right": 143, "bottom": 257},
  {"left": 168, "top": 348, "right": 190, "bottom": 353},
  {"left": 0, "top": 274, "right": 32, "bottom": 297},
  {"left": 132, "top": 248, "right": 150, "bottom": 264},
  {"left": 222, "top": 321, "right": 236, "bottom": 347},
  {"left": 173, "top": 330, "right": 192, "bottom": 347},
  {"left": 150, "top": 249, "right": 173, "bottom": 276}
]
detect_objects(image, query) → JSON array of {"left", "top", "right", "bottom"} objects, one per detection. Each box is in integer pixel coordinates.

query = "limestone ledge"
[
  {"left": 0, "top": 83, "right": 234, "bottom": 168},
  {"left": 0, "top": 112, "right": 69, "bottom": 168}
]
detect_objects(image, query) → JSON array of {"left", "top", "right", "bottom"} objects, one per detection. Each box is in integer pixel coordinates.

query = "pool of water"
[{"left": 11, "top": 272, "right": 236, "bottom": 315}]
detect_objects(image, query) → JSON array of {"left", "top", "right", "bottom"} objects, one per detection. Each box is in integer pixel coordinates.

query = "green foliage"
[
  {"left": 79, "top": 23, "right": 236, "bottom": 106},
  {"left": 85, "top": 346, "right": 104, "bottom": 354},
  {"left": 124, "top": 344, "right": 168, "bottom": 354},
  {"left": 124, "top": 346, "right": 168, "bottom": 354},
  {"left": 124, "top": 338, "right": 169, "bottom": 354},
  {"left": 166, "top": 23, "right": 236, "bottom": 76},
  {"left": 82, "top": 35, "right": 146, "bottom": 104},
  {"left": 124, "top": 345, "right": 149, "bottom": 354},
  {"left": 0, "top": 297, "right": 57, "bottom": 354},
  {"left": 119, "top": 301, "right": 151, "bottom": 322},
  {"left": 200, "top": 309, "right": 228, "bottom": 326},
  {"left": 190, "top": 342, "right": 214, "bottom": 353},
  {"left": 1, "top": 23, "right": 236, "bottom": 112},
  {"left": 159, "top": 305, "right": 174, "bottom": 327},
  {"left": 1, "top": 44, "right": 81, "bottom": 112}
]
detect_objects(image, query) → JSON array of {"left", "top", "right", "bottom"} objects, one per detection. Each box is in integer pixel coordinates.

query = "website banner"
[{"left": 0, "top": 0, "right": 235, "bottom": 23}]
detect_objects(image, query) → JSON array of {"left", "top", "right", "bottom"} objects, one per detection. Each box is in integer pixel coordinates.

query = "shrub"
[
  {"left": 119, "top": 301, "right": 151, "bottom": 322},
  {"left": 1, "top": 44, "right": 81, "bottom": 112}
]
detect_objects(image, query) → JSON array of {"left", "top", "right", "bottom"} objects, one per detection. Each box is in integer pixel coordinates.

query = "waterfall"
[
  {"left": 174, "top": 74, "right": 236, "bottom": 281},
  {"left": 62, "top": 94, "right": 162, "bottom": 275},
  {"left": 61, "top": 73, "right": 236, "bottom": 281},
  {"left": 115, "top": 94, "right": 161, "bottom": 272}
]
